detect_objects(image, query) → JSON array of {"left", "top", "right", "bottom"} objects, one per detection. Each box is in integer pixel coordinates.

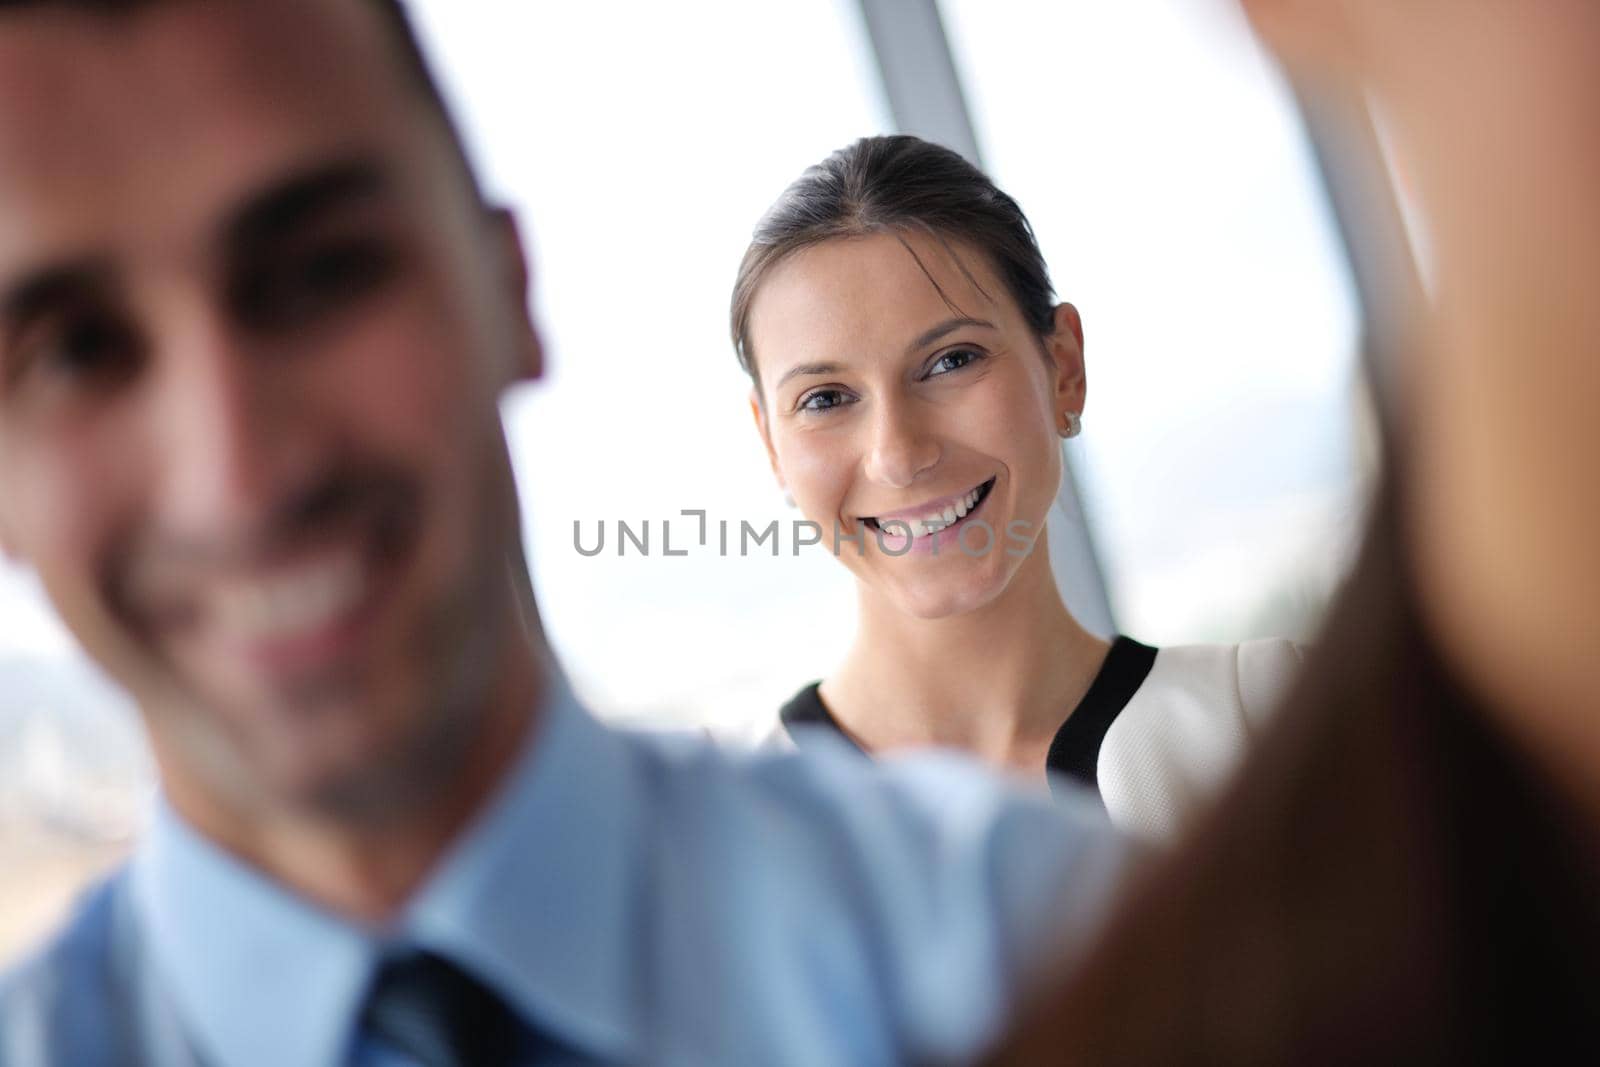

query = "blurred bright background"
[{"left": 0, "top": 0, "right": 1369, "bottom": 964}]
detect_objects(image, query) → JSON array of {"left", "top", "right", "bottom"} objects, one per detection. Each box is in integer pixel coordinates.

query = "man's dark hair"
[{"left": 0, "top": 0, "right": 482, "bottom": 197}]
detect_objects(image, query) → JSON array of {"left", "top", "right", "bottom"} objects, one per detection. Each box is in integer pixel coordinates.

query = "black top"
[{"left": 778, "top": 636, "right": 1159, "bottom": 801}]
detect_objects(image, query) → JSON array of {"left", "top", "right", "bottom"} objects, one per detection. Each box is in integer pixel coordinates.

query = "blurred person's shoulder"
[
  {"left": 2, "top": 719, "right": 1127, "bottom": 1067},
  {"left": 0, "top": 867, "right": 185, "bottom": 1066},
  {"left": 1101, "top": 636, "right": 1305, "bottom": 839},
  {"left": 616, "top": 720, "right": 1123, "bottom": 903},
  {"left": 607, "top": 724, "right": 1127, "bottom": 1063}
]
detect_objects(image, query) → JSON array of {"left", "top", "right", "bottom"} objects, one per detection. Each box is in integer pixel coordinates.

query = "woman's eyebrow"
[
  {"left": 905, "top": 316, "right": 994, "bottom": 356},
  {"left": 774, "top": 361, "right": 844, "bottom": 390}
]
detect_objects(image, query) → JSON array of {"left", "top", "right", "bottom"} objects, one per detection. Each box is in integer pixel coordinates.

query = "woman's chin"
[{"left": 882, "top": 564, "right": 1012, "bottom": 620}]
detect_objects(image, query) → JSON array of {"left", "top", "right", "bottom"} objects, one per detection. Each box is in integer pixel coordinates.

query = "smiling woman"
[{"left": 732, "top": 136, "right": 1303, "bottom": 838}]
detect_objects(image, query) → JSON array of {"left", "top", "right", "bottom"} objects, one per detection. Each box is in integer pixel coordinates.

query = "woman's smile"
[{"left": 860, "top": 476, "right": 999, "bottom": 555}]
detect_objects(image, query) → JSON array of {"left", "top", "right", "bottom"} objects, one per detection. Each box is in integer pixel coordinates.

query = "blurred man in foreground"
[{"left": 0, "top": 2, "right": 1121, "bottom": 1064}]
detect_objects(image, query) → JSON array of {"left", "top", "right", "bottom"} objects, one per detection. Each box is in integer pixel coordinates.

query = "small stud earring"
[
  {"left": 784, "top": 491, "right": 796, "bottom": 508},
  {"left": 1060, "top": 412, "right": 1082, "bottom": 439}
]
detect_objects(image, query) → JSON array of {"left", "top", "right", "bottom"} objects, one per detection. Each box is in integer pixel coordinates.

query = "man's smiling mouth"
[
  {"left": 123, "top": 471, "right": 421, "bottom": 676},
  {"left": 211, "top": 549, "right": 370, "bottom": 644}
]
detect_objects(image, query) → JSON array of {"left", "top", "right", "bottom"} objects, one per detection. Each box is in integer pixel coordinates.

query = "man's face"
[{"left": 0, "top": 1, "right": 540, "bottom": 814}]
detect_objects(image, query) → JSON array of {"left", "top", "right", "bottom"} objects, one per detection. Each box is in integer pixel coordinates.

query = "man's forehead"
[
  {"left": 0, "top": 0, "right": 428, "bottom": 272},
  {"left": 0, "top": 0, "right": 403, "bottom": 102}
]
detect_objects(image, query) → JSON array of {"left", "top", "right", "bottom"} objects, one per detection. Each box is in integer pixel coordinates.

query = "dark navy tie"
[{"left": 359, "top": 951, "right": 529, "bottom": 1067}]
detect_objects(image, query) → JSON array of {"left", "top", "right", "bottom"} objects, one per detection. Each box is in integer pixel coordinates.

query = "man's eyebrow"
[
  {"left": 906, "top": 317, "right": 995, "bottom": 356},
  {"left": 774, "top": 361, "right": 844, "bottom": 391},
  {"left": 0, "top": 259, "right": 113, "bottom": 341},
  {"left": 224, "top": 156, "right": 391, "bottom": 253}
]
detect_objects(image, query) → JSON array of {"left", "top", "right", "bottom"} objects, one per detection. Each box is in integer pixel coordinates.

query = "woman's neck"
[{"left": 826, "top": 547, "right": 1111, "bottom": 780}]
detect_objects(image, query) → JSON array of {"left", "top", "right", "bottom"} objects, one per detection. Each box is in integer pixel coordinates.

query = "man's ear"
[
  {"left": 488, "top": 206, "right": 544, "bottom": 384},
  {"left": 749, "top": 389, "right": 786, "bottom": 493},
  {"left": 1046, "top": 302, "right": 1087, "bottom": 416}
]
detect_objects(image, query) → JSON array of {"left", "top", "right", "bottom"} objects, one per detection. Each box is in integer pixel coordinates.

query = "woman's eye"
[
  {"left": 798, "top": 388, "right": 852, "bottom": 413},
  {"left": 926, "top": 348, "right": 982, "bottom": 378}
]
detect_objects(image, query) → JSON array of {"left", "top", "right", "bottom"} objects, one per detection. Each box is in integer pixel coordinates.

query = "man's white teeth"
[{"left": 214, "top": 552, "right": 366, "bottom": 640}]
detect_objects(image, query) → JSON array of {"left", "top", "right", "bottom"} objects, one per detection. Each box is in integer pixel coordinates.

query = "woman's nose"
[{"left": 862, "top": 401, "right": 940, "bottom": 489}]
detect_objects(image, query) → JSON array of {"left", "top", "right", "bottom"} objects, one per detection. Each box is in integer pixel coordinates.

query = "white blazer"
[
  {"left": 772, "top": 636, "right": 1305, "bottom": 841},
  {"left": 1097, "top": 638, "right": 1303, "bottom": 839}
]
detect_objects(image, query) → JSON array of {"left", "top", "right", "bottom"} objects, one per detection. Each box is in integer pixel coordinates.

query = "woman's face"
[{"left": 747, "top": 230, "right": 1084, "bottom": 619}]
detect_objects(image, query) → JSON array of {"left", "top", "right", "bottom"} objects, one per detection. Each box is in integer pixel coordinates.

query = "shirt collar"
[
  {"left": 133, "top": 677, "right": 641, "bottom": 1067},
  {"left": 131, "top": 801, "right": 377, "bottom": 1067},
  {"left": 404, "top": 677, "right": 639, "bottom": 1059}
]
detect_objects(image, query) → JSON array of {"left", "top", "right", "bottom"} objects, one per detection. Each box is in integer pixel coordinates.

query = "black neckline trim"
[
  {"left": 778, "top": 636, "right": 1159, "bottom": 798},
  {"left": 778, "top": 682, "right": 859, "bottom": 749},
  {"left": 1045, "top": 636, "right": 1157, "bottom": 790}
]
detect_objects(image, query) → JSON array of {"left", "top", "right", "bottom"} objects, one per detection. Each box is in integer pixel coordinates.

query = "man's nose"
[
  {"left": 862, "top": 399, "right": 940, "bottom": 489},
  {"left": 153, "top": 318, "right": 318, "bottom": 541}
]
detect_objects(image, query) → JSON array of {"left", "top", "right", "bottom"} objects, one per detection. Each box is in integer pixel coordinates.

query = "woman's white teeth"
[
  {"left": 910, "top": 485, "right": 985, "bottom": 536},
  {"left": 214, "top": 552, "right": 366, "bottom": 640},
  {"left": 865, "top": 483, "right": 988, "bottom": 537}
]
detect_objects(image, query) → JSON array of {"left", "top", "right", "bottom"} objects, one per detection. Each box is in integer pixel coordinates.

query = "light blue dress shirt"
[{"left": 1, "top": 679, "right": 1124, "bottom": 1066}]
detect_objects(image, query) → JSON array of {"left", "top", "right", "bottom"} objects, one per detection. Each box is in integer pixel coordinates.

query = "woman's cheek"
[
  {"left": 983, "top": 375, "right": 1061, "bottom": 522},
  {"left": 780, "top": 427, "right": 855, "bottom": 516}
]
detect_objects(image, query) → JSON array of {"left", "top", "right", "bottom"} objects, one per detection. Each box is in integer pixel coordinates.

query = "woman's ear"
[
  {"left": 1047, "top": 302, "right": 1087, "bottom": 416},
  {"left": 749, "top": 389, "right": 787, "bottom": 493},
  {"left": 488, "top": 206, "right": 544, "bottom": 385}
]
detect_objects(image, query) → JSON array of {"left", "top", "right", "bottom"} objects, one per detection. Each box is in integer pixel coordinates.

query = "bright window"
[{"left": 942, "top": 0, "right": 1369, "bottom": 644}]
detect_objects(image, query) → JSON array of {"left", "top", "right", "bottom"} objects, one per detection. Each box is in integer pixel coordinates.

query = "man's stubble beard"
[
  {"left": 149, "top": 432, "right": 532, "bottom": 832},
  {"left": 301, "top": 437, "right": 529, "bottom": 825}
]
